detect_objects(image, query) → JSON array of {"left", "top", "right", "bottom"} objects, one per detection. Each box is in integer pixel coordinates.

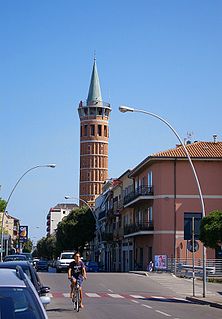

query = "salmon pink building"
[{"left": 96, "top": 139, "right": 222, "bottom": 272}]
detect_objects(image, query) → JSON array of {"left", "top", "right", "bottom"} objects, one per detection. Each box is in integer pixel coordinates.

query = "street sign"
[
  {"left": 187, "top": 240, "right": 199, "bottom": 252},
  {"left": 0, "top": 248, "right": 5, "bottom": 253}
]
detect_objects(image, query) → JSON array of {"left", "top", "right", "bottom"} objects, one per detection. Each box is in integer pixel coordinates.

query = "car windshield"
[
  {"left": 4, "top": 256, "right": 26, "bottom": 262},
  {"left": 0, "top": 287, "right": 43, "bottom": 319},
  {"left": 61, "top": 254, "right": 73, "bottom": 259}
]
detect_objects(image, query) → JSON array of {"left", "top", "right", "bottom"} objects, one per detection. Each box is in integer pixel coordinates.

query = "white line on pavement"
[
  {"left": 141, "top": 304, "right": 152, "bottom": 309},
  {"left": 107, "top": 293, "right": 125, "bottom": 298},
  {"left": 85, "top": 293, "right": 101, "bottom": 298},
  {"left": 155, "top": 310, "right": 172, "bottom": 317}
]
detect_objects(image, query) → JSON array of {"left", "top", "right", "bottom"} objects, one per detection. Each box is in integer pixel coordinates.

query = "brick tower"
[{"left": 78, "top": 59, "right": 111, "bottom": 207}]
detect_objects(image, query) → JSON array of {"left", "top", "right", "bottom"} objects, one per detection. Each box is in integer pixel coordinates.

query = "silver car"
[{"left": 0, "top": 266, "right": 49, "bottom": 318}]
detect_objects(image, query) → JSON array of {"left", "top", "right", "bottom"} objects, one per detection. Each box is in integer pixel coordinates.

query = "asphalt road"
[{"left": 39, "top": 270, "right": 222, "bottom": 319}]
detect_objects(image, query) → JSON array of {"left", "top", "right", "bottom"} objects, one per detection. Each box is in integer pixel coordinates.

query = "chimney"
[{"left": 213, "top": 134, "right": 218, "bottom": 143}]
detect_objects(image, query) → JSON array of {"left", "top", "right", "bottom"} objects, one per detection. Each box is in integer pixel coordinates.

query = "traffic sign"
[{"left": 187, "top": 240, "right": 199, "bottom": 252}]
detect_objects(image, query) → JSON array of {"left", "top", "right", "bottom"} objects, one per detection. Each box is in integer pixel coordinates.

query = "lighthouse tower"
[{"left": 78, "top": 59, "right": 111, "bottom": 207}]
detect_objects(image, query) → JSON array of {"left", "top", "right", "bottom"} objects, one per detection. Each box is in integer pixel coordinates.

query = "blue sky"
[{"left": 1, "top": 0, "right": 221, "bottom": 241}]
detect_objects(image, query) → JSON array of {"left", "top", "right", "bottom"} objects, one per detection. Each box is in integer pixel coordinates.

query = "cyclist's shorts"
[{"left": 72, "top": 275, "right": 84, "bottom": 287}]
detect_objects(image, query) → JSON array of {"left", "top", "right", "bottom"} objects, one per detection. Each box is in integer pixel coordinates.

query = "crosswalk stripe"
[
  {"left": 107, "top": 293, "right": 125, "bottom": 298},
  {"left": 85, "top": 293, "right": 101, "bottom": 298},
  {"left": 129, "top": 295, "right": 144, "bottom": 299},
  {"left": 151, "top": 296, "right": 165, "bottom": 299},
  {"left": 63, "top": 293, "right": 70, "bottom": 298}
]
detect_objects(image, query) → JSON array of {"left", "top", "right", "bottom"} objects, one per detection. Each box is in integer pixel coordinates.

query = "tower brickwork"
[{"left": 78, "top": 60, "right": 111, "bottom": 207}]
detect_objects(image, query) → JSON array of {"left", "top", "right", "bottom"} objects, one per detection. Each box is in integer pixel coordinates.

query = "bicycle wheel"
[
  {"left": 72, "top": 294, "right": 76, "bottom": 310},
  {"left": 75, "top": 289, "right": 80, "bottom": 312}
]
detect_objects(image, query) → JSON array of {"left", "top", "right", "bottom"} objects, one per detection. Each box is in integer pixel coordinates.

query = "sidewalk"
[
  {"left": 130, "top": 270, "right": 222, "bottom": 309},
  {"left": 186, "top": 295, "right": 222, "bottom": 309}
]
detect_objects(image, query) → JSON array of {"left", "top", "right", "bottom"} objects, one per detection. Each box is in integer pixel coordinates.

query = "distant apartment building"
[
  {"left": 0, "top": 212, "right": 20, "bottom": 254},
  {"left": 96, "top": 140, "right": 222, "bottom": 271},
  {"left": 46, "top": 203, "right": 78, "bottom": 236}
]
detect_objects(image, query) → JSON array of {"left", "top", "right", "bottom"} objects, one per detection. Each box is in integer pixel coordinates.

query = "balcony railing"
[
  {"left": 123, "top": 186, "right": 153, "bottom": 205},
  {"left": 124, "top": 221, "right": 154, "bottom": 235},
  {"left": 101, "top": 232, "right": 113, "bottom": 242}
]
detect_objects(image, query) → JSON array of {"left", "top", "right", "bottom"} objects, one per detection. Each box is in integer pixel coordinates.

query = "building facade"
[
  {"left": 96, "top": 140, "right": 222, "bottom": 271},
  {"left": 78, "top": 59, "right": 111, "bottom": 207},
  {"left": 46, "top": 203, "right": 78, "bottom": 236}
]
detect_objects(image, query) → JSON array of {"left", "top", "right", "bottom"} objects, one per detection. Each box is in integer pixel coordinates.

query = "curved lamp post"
[
  {"left": 0, "top": 164, "right": 56, "bottom": 261},
  {"left": 64, "top": 195, "right": 102, "bottom": 242},
  {"left": 119, "top": 105, "right": 206, "bottom": 298}
]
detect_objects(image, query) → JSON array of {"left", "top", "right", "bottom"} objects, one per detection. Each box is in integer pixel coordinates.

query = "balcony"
[
  {"left": 113, "top": 228, "right": 124, "bottom": 240},
  {"left": 123, "top": 186, "right": 153, "bottom": 206},
  {"left": 124, "top": 221, "right": 154, "bottom": 236},
  {"left": 101, "top": 232, "right": 113, "bottom": 242}
]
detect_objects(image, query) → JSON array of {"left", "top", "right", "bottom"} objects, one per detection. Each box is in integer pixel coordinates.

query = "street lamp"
[
  {"left": 0, "top": 164, "right": 56, "bottom": 261},
  {"left": 119, "top": 105, "right": 206, "bottom": 298}
]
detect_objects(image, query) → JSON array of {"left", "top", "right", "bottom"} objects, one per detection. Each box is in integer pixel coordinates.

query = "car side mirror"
[{"left": 40, "top": 286, "right": 50, "bottom": 294}]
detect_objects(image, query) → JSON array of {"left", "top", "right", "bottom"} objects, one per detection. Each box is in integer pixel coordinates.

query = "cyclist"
[{"left": 68, "top": 252, "right": 87, "bottom": 308}]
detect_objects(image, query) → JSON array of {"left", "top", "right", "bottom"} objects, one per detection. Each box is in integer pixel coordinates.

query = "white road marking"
[
  {"left": 85, "top": 293, "right": 101, "bottom": 298},
  {"left": 131, "top": 300, "right": 139, "bottom": 303},
  {"left": 141, "top": 304, "right": 152, "bottom": 309},
  {"left": 63, "top": 293, "right": 70, "bottom": 297},
  {"left": 129, "top": 294, "right": 144, "bottom": 299},
  {"left": 155, "top": 310, "right": 171, "bottom": 317},
  {"left": 108, "top": 289, "right": 113, "bottom": 292},
  {"left": 107, "top": 293, "right": 125, "bottom": 298},
  {"left": 151, "top": 295, "right": 165, "bottom": 299}
]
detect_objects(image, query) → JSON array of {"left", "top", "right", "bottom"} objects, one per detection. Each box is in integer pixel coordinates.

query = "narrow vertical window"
[
  {"left": 90, "top": 124, "right": 95, "bottom": 136},
  {"left": 98, "top": 124, "right": 102, "bottom": 136},
  {"left": 84, "top": 125, "right": 88, "bottom": 136},
  {"left": 104, "top": 125, "right": 107, "bottom": 137}
]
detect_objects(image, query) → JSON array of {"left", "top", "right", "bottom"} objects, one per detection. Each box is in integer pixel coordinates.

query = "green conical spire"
[{"left": 87, "top": 59, "right": 102, "bottom": 105}]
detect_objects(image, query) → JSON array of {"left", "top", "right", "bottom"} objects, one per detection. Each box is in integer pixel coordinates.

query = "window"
[
  {"left": 90, "top": 124, "right": 95, "bottom": 136},
  {"left": 98, "top": 125, "right": 102, "bottom": 136},
  {"left": 84, "top": 125, "right": 88, "bottom": 136},
  {"left": 89, "top": 107, "right": 96, "bottom": 115},
  {"left": 148, "top": 207, "right": 153, "bottom": 223},
  {"left": 104, "top": 125, "right": 108, "bottom": 137},
  {"left": 148, "top": 171, "right": 152, "bottom": 187}
]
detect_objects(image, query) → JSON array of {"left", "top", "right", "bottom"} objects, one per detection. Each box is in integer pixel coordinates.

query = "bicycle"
[{"left": 71, "top": 282, "right": 81, "bottom": 312}]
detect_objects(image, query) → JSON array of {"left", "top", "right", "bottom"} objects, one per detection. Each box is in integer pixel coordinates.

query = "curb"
[{"left": 186, "top": 296, "right": 222, "bottom": 309}]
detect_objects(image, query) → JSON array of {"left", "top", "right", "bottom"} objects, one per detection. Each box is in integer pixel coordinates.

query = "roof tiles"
[{"left": 151, "top": 141, "right": 222, "bottom": 158}]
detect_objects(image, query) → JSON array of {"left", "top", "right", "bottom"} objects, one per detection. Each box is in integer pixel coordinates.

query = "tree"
[
  {"left": 199, "top": 210, "right": 222, "bottom": 248},
  {"left": 36, "top": 235, "right": 57, "bottom": 259},
  {"left": 56, "top": 206, "right": 95, "bottom": 254},
  {"left": 22, "top": 239, "right": 33, "bottom": 252},
  {"left": 0, "top": 198, "right": 7, "bottom": 212}
]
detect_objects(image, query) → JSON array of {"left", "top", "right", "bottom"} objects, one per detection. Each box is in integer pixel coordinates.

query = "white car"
[{"left": 56, "top": 251, "right": 75, "bottom": 273}]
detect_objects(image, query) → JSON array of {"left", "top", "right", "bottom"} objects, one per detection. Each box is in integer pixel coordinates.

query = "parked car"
[
  {"left": 85, "top": 261, "right": 99, "bottom": 272},
  {"left": 19, "top": 252, "right": 33, "bottom": 265},
  {"left": 0, "top": 261, "right": 50, "bottom": 299},
  {"left": 0, "top": 266, "right": 49, "bottom": 318},
  {"left": 36, "top": 259, "right": 49, "bottom": 272},
  {"left": 3, "top": 254, "right": 27, "bottom": 262}
]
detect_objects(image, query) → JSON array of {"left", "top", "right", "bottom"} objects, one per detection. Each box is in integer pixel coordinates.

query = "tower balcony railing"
[
  {"left": 79, "top": 100, "right": 111, "bottom": 108},
  {"left": 123, "top": 186, "right": 153, "bottom": 205},
  {"left": 124, "top": 221, "right": 154, "bottom": 235}
]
